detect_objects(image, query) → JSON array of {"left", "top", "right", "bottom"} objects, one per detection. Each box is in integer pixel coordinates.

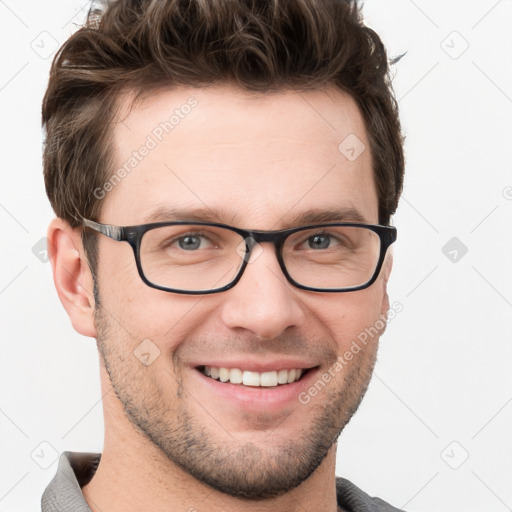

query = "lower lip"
[{"left": 191, "top": 366, "right": 320, "bottom": 414}]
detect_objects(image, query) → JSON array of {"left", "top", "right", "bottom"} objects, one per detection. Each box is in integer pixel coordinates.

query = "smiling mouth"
[{"left": 197, "top": 365, "right": 314, "bottom": 388}]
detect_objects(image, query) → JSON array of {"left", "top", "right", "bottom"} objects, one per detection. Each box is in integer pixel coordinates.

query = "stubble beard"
[{"left": 94, "top": 304, "right": 378, "bottom": 501}]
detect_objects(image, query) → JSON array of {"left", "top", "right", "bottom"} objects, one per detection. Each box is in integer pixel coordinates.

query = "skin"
[{"left": 48, "top": 84, "right": 393, "bottom": 512}]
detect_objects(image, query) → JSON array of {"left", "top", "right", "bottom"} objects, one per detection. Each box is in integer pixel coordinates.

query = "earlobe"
[{"left": 47, "top": 218, "right": 97, "bottom": 338}]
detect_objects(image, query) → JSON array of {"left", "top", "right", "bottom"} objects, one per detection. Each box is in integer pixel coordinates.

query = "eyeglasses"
[{"left": 82, "top": 219, "right": 397, "bottom": 294}]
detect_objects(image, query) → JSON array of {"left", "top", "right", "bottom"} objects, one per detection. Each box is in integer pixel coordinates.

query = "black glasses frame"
[{"left": 82, "top": 219, "right": 397, "bottom": 295}]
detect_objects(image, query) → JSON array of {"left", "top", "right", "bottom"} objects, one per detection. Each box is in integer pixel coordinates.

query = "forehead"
[{"left": 102, "top": 84, "right": 378, "bottom": 228}]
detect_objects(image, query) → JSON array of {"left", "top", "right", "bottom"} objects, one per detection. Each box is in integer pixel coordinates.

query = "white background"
[{"left": 1, "top": 1, "right": 511, "bottom": 511}]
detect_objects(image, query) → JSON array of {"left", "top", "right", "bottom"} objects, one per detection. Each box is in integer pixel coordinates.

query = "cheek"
[
  {"left": 99, "top": 262, "right": 213, "bottom": 355},
  {"left": 312, "top": 285, "right": 386, "bottom": 352},
  {"left": 95, "top": 240, "right": 215, "bottom": 360}
]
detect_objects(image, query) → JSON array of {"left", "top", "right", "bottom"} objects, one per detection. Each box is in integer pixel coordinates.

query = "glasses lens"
[
  {"left": 283, "top": 225, "right": 381, "bottom": 289},
  {"left": 140, "top": 224, "right": 246, "bottom": 292}
]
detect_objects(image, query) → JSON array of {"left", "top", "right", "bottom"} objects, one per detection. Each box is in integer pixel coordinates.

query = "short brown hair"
[{"left": 42, "top": 0, "right": 405, "bottom": 272}]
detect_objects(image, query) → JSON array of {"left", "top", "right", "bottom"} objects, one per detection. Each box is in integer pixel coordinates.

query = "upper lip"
[{"left": 193, "top": 359, "right": 319, "bottom": 372}]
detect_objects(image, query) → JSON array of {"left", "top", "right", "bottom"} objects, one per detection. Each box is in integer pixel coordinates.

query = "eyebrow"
[{"left": 142, "top": 205, "right": 369, "bottom": 228}]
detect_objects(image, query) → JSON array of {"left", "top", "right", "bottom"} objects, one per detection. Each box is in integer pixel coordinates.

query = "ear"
[
  {"left": 47, "top": 218, "right": 97, "bottom": 338},
  {"left": 379, "top": 249, "right": 394, "bottom": 319}
]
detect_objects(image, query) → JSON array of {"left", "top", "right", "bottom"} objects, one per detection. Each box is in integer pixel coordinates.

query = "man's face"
[{"left": 93, "top": 85, "right": 391, "bottom": 499}]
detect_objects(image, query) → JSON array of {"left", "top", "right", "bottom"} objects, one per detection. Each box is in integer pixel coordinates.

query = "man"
[{"left": 41, "top": 0, "right": 405, "bottom": 510}]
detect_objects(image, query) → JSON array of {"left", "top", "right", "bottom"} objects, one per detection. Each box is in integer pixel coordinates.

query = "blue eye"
[
  {"left": 308, "top": 234, "right": 332, "bottom": 249},
  {"left": 178, "top": 235, "right": 203, "bottom": 250}
]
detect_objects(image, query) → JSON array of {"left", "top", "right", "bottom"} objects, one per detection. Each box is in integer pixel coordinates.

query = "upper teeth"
[{"left": 203, "top": 366, "right": 303, "bottom": 387}]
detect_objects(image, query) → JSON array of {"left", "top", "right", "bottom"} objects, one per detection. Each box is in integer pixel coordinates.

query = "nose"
[{"left": 219, "top": 242, "right": 306, "bottom": 340}]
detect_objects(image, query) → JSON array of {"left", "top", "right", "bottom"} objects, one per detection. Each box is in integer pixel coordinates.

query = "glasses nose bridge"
[
  {"left": 249, "top": 228, "right": 286, "bottom": 242},
  {"left": 237, "top": 229, "right": 289, "bottom": 274},
  {"left": 244, "top": 229, "right": 288, "bottom": 255},
  {"left": 236, "top": 229, "right": 291, "bottom": 289}
]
